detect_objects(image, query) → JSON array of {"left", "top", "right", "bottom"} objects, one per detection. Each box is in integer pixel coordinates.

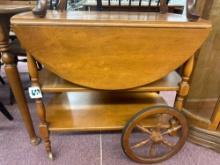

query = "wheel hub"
[{"left": 150, "top": 131, "right": 163, "bottom": 143}]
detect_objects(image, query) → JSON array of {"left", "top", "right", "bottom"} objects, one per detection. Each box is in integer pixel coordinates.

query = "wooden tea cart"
[{"left": 11, "top": 0, "right": 211, "bottom": 163}]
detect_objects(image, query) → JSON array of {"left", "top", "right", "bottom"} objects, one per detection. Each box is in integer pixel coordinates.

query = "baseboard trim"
[{"left": 188, "top": 126, "right": 220, "bottom": 153}]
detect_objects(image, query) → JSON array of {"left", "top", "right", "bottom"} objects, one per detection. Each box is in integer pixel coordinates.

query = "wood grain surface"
[
  {"left": 46, "top": 92, "right": 166, "bottom": 131},
  {"left": 12, "top": 11, "right": 211, "bottom": 90}
]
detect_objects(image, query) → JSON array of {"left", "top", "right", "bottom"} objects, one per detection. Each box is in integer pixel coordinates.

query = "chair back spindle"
[
  {"left": 96, "top": 0, "right": 169, "bottom": 13},
  {"left": 57, "top": 0, "right": 67, "bottom": 11}
]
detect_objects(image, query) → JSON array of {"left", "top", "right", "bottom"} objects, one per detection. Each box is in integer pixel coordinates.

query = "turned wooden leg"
[
  {"left": 0, "top": 15, "right": 40, "bottom": 145},
  {"left": 36, "top": 99, "right": 53, "bottom": 159},
  {"left": 27, "top": 53, "right": 53, "bottom": 159},
  {"left": 1, "top": 52, "right": 41, "bottom": 145},
  {"left": 175, "top": 56, "right": 194, "bottom": 111}
]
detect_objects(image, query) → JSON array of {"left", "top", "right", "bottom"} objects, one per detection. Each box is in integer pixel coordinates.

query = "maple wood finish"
[
  {"left": 0, "top": 2, "right": 41, "bottom": 145},
  {"left": 46, "top": 92, "right": 166, "bottom": 132},
  {"left": 27, "top": 53, "right": 53, "bottom": 159},
  {"left": 12, "top": 9, "right": 211, "bottom": 163},
  {"left": 12, "top": 11, "right": 210, "bottom": 90},
  {"left": 39, "top": 69, "right": 181, "bottom": 92},
  {"left": 175, "top": 56, "right": 194, "bottom": 111},
  {"left": 122, "top": 106, "right": 188, "bottom": 163}
]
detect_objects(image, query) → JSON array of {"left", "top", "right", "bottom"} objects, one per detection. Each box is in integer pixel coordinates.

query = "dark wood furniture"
[
  {"left": 0, "top": 101, "right": 13, "bottom": 120},
  {"left": 84, "top": 0, "right": 183, "bottom": 14},
  {"left": 0, "top": 2, "right": 40, "bottom": 145},
  {"left": 12, "top": 2, "right": 211, "bottom": 161},
  {"left": 33, "top": 0, "right": 200, "bottom": 20}
]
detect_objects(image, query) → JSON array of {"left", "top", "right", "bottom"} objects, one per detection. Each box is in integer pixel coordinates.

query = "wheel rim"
[{"left": 122, "top": 106, "right": 188, "bottom": 164}]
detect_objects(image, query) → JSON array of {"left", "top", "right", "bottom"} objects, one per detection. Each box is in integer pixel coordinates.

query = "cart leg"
[
  {"left": 175, "top": 56, "right": 194, "bottom": 111},
  {"left": 27, "top": 53, "right": 53, "bottom": 159},
  {"left": 36, "top": 99, "right": 53, "bottom": 160},
  {"left": 1, "top": 52, "right": 41, "bottom": 145}
]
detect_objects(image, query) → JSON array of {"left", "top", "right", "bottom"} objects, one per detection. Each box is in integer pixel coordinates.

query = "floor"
[{"left": 0, "top": 63, "right": 220, "bottom": 165}]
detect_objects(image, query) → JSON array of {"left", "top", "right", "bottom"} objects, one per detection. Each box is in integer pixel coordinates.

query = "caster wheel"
[
  {"left": 121, "top": 106, "right": 188, "bottom": 164},
  {"left": 31, "top": 137, "right": 41, "bottom": 146},
  {"left": 48, "top": 152, "right": 54, "bottom": 160}
]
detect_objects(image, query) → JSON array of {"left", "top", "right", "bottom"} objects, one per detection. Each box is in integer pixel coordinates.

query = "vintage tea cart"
[{"left": 11, "top": 0, "right": 211, "bottom": 163}]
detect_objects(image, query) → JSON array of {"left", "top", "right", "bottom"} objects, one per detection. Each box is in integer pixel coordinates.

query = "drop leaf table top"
[{"left": 11, "top": 11, "right": 211, "bottom": 90}]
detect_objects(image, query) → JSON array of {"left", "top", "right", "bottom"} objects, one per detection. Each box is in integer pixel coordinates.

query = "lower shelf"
[{"left": 46, "top": 92, "right": 167, "bottom": 132}]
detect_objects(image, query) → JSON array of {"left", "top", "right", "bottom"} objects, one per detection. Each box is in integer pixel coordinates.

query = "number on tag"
[{"left": 28, "top": 87, "right": 42, "bottom": 99}]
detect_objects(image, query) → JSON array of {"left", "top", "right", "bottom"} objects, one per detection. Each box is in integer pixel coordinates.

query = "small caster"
[
  {"left": 48, "top": 152, "right": 54, "bottom": 160},
  {"left": 31, "top": 137, "right": 41, "bottom": 146},
  {"left": 121, "top": 105, "right": 188, "bottom": 164}
]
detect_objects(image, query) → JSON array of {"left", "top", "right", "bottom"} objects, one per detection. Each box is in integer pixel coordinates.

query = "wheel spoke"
[
  {"left": 136, "top": 124, "right": 152, "bottom": 134},
  {"left": 161, "top": 125, "right": 182, "bottom": 135},
  {"left": 148, "top": 143, "right": 157, "bottom": 157},
  {"left": 156, "top": 114, "right": 167, "bottom": 132},
  {"left": 156, "top": 123, "right": 161, "bottom": 132},
  {"left": 131, "top": 139, "right": 151, "bottom": 149},
  {"left": 162, "top": 138, "right": 175, "bottom": 148}
]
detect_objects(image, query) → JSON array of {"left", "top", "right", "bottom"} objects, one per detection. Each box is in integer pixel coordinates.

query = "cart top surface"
[
  {"left": 11, "top": 11, "right": 212, "bottom": 90},
  {"left": 11, "top": 11, "right": 211, "bottom": 28}
]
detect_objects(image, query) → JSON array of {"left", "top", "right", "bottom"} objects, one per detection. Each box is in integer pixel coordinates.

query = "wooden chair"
[
  {"left": 48, "top": 0, "right": 183, "bottom": 14},
  {"left": 34, "top": 0, "right": 199, "bottom": 21},
  {"left": 95, "top": 0, "right": 175, "bottom": 13}
]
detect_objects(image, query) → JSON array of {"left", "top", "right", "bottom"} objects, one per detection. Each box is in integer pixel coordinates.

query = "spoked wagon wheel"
[{"left": 121, "top": 106, "right": 188, "bottom": 164}]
